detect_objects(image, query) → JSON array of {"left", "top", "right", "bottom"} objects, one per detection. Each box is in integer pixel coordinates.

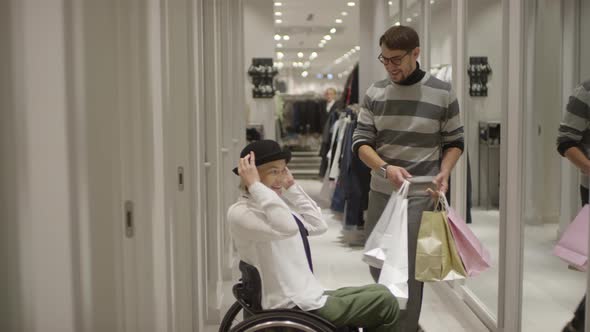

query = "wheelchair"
[{"left": 219, "top": 261, "right": 359, "bottom": 332}]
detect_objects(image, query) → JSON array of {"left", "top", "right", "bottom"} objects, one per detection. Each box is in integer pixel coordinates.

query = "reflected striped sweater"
[
  {"left": 557, "top": 80, "right": 590, "bottom": 189},
  {"left": 352, "top": 72, "right": 464, "bottom": 195}
]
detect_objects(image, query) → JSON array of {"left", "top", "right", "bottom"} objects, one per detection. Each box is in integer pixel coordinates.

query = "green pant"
[{"left": 312, "top": 284, "right": 400, "bottom": 332}]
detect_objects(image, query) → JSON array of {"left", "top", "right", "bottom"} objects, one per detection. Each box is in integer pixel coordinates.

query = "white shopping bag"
[{"left": 363, "top": 181, "right": 410, "bottom": 309}]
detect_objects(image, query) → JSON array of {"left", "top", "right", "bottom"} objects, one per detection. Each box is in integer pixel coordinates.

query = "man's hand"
[
  {"left": 426, "top": 170, "right": 450, "bottom": 200},
  {"left": 283, "top": 167, "right": 295, "bottom": 189},
  {"left": 433, "top": 170, "right": 450, "bottom": 194},
  {"left": 386, "top": 165, "right": 412, "bottom": 188},
  {"left": 237, "top": 152, "right": 260, "bottom": 188}
]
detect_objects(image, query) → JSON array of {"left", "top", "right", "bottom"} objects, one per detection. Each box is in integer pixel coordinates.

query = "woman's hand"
[
  {"left": 238, "top": 152, "right": 260, "bottom": 188},
  {"left": 283, "top": 167, "right": 295, "bottom": 189}
]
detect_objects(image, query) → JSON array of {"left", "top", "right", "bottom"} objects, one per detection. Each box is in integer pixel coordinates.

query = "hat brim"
[{"left": 232, "top": 149, "right": 291, "bottom": 175}]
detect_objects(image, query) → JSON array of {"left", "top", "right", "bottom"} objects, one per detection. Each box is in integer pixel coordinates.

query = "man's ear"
[{"left": 413, "top": 47, "right": 421, "bottom": 60}]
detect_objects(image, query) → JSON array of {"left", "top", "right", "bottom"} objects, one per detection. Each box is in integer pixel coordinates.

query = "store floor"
[{"left": 206, "top": 179, "right": 488, "bottom": 331}]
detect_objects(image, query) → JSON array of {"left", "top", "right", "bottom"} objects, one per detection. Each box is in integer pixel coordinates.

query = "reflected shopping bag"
[
  {"left": 553, "top": 205, "right": 590, "bottom": 271},
  {"left": 442, "top": 195, "right": 492, "bottom": 277},
  {"left": 415, "top": 196, "right": 467, "bottom": 282},
  {"left": 363, "top": 181, "right": 410, "bottom": 309}
]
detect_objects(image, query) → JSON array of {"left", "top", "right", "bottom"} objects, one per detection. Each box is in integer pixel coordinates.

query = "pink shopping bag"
[
  {"left": 442, "top": 196, "right": 492, "bottom": 277},
  {"left": 553, "top": 205, "right": 590, "bottom": 270}
]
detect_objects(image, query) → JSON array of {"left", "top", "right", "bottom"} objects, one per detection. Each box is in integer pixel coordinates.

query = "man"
[
  {"left": 228, "top": 139, "right": 400, "bottom": 331},
  {"left": 352, "top": 26, "right": 464, "bottom": 332},
  {"left": 558, "top": 80, "right": 590, "bottom": 332}
]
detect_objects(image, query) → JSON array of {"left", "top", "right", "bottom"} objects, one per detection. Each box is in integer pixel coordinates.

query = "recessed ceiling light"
[
  {"left": 276, "top": 52, "right": 284, "bottom": 59},
  {"left": 275, "top": 19, "right": 283, "bottom": 24},
  {"left": 394, "top": 21, "right": 401, "bottom": 26},
  {"left": 323, "top": 35, "right": 332, "bottom": 40},
  {"left": 430, "top": 0, "right": 435, "bottom": 3},
  {"left": 318, "top": 43, "right": 325, "bottom": 48},
  {"left": 274, "top": 34, "right": 281, "bottom": 41},
  {"left": 283, "top": 35, "right": 290, "bottom": 40},
  {"left": 347, "top": 2, "right": 355, "bottom": 7},
  {"left": 310, "top": 52, "right": 318, "bottom": 59},
  {"left": 341, "top": 11, "right": 348, "bottom": 16},
  {"left": 335, "top": 18, "right": 343, "bottom": 24},
  {"left": 276, "top": 62, "right": 284, "bottom": 69},
  {"left": 275, "top": 12, "right": 282, "bottom": 16},
  {"left": 388, "top": 1, "right": 393, "bottom": 5},
  {"left": 327, "top": 73, "right": 334, "bottom": 80},
  {"left": 406, "top": 17, "right": 412, "bottom": 22},
  {"left": 355, "top": 46, "right": 360, "bottom": 50},
  {"left": 292, "top": 61, "right": 298, "bottom": 67},
  {"left": 330, "top": 28, "right": 337, "bottom": 34},
  {"left": 277, "top": 43, "right": 283, "bottom": 48},
  {"left": 301, "top": 71, "right": 309, "bottom": 78},
  {"left": 304, "top": 61, "right": 311, "bottom": 67},
  {"left": 297, "top": 52, "right": 304, "bottom": 58},
  {"left": 274, "top": 2, "right": 282, "bottom": 6}
]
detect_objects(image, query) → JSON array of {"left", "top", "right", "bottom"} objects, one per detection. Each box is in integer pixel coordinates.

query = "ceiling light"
[
  {"left": 275, "top": 19, "right": 283, "bottom": 24},
  {"left": 320, "top": 39, "right": 326, "bottom": 44},
  {"left": 275, "top": 12, "right": 282, "bottom": 16},
  {"left": 330, "top": 28, "right": 337, "bottom": 34},
  {"left": 276, "top": 52, "right": 284, "bottom": 59},
  {"left": 388, "top": 1, "right": 393, "bottom": 5},
  {"left": 406, "top": 17, "right": 412, "bottom": 22},
  {"left": 316, "top": 73, "right": 323, "bottom": 79},
  {"left": 355, "top": 45, "right": 360, "bottom": 50},
  {"left": 292, "top": 61, "right": 298, "bottom": 67},
  {"left": 310, "top": 52, "right": 318, "bottom": 59},
  {"left": 298, "top": 62, "right": 304, "bottom": 67},
  {"left": 274, "top": 34, "right": 281, "bottom": 41},
  {"left": 347, "top": 2, "right": 356, "bottom": 7},
  {"left": 323, "top": 35, "right": 332, "bottom": 40},
  {"left": 327, "top": 73, "right": 334, "bottom": 80},
  {"left": 318, "top": 43, "right": 325, "bottom": 48},
  {"left": 413, "top": 12, "right": 419, "bottom": 17},
  {"left": 274, "top": 2, "right": 282, "bottom": 6},
  {"left": 283, "top": 35, "right": 290, "bottom": 40},
  {"left": 304, "top": 61, "right": 311, "bottom": 67},
  {"left": 297, "top": 52, "right": 304, "bottom": 58},
  {"left": 430, "top": 0, "right": 435, "bottom": 3},
  {"left": 335, "top": 19, "right": 343, "bottom": 24},
  {"left": 394, "top": 21, "right": 401, "bottom": 26},
  {"left": 301, "top": 71, "right": 309, "bottom": 78},
  {"left": 277, "top": 43, "right": 283, "bottom": 48},
  {"left": 341, "top": 11, "right": 348, "bottom": 16},
  {"left": 335, "top": 59, "right": 342, "bottom": 64},
  {"left": 276, "top": 62, "right": 284, "bottom": 69}
]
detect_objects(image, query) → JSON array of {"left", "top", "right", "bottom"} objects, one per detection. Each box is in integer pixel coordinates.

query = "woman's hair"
[{"left": 238, "top": 180, "right": 249, "bottom": 194}]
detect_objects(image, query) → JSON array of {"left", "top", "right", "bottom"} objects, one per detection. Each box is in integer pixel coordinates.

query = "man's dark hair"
[{"left": 379, "top": 25, "right": 420, "bottom": 50}]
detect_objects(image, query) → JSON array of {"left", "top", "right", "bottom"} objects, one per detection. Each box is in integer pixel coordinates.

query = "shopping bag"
[
  {"left": 363, "top": 181, "right": 410, "bottom": 309},
  {"left": 441, "top": 195, "right": 492, "bottom": 277},
  {"left": 553, "top": 205, "right": 590, "bottom": 270},
  {"left": 415, "top": 196, "right": 467, "bottom": 282}
]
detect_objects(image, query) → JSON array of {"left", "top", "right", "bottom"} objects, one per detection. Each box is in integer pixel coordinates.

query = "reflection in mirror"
[
  {"left": 459, "top": 0, "right": 502, "bottom": 319},
  {"left": 521, "top": 2, "right": 590, "bottom": 331}
]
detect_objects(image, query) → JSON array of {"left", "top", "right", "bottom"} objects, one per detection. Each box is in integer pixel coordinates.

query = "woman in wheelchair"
[{"left": 223, "top": 140, "right": 400, "bottom": 332}]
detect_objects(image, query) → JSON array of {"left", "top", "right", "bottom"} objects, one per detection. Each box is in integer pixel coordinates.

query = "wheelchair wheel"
[
  {"left": 229, "top": 310, "right": 334, "bottom": 332},
  {"left": 219, "top": 301, "right": 246, "bottom": 332}
]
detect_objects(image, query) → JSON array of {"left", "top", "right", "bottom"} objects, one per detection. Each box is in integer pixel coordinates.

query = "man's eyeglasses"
[{"left": 377, "top": 50, "right": 412, "bottom": 66}]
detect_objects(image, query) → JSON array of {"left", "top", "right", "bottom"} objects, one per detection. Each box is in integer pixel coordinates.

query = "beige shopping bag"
[{"left": 415, "top": 197, "right": 467, "bottom": 282}]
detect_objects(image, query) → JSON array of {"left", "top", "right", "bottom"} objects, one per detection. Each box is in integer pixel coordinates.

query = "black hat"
[{"left": 232, "top": 140, "right": 291, "bottom": 175}]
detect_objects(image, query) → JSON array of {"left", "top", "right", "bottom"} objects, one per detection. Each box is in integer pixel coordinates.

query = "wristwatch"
[{"left": 378, "top": 163, "right": 389, "bottom": 179}]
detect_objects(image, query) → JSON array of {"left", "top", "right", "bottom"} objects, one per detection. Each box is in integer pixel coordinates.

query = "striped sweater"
[
  {"left": 352, "top": 72, "right": 464, "bottom": 195},
  {"left": 557, "top": 80, "right": 590, "bottom": 189}
]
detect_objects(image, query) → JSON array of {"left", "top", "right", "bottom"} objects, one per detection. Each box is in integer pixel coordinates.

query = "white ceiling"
[{"left": 273, "top": 0, "right": 360, "bottom": 79}]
